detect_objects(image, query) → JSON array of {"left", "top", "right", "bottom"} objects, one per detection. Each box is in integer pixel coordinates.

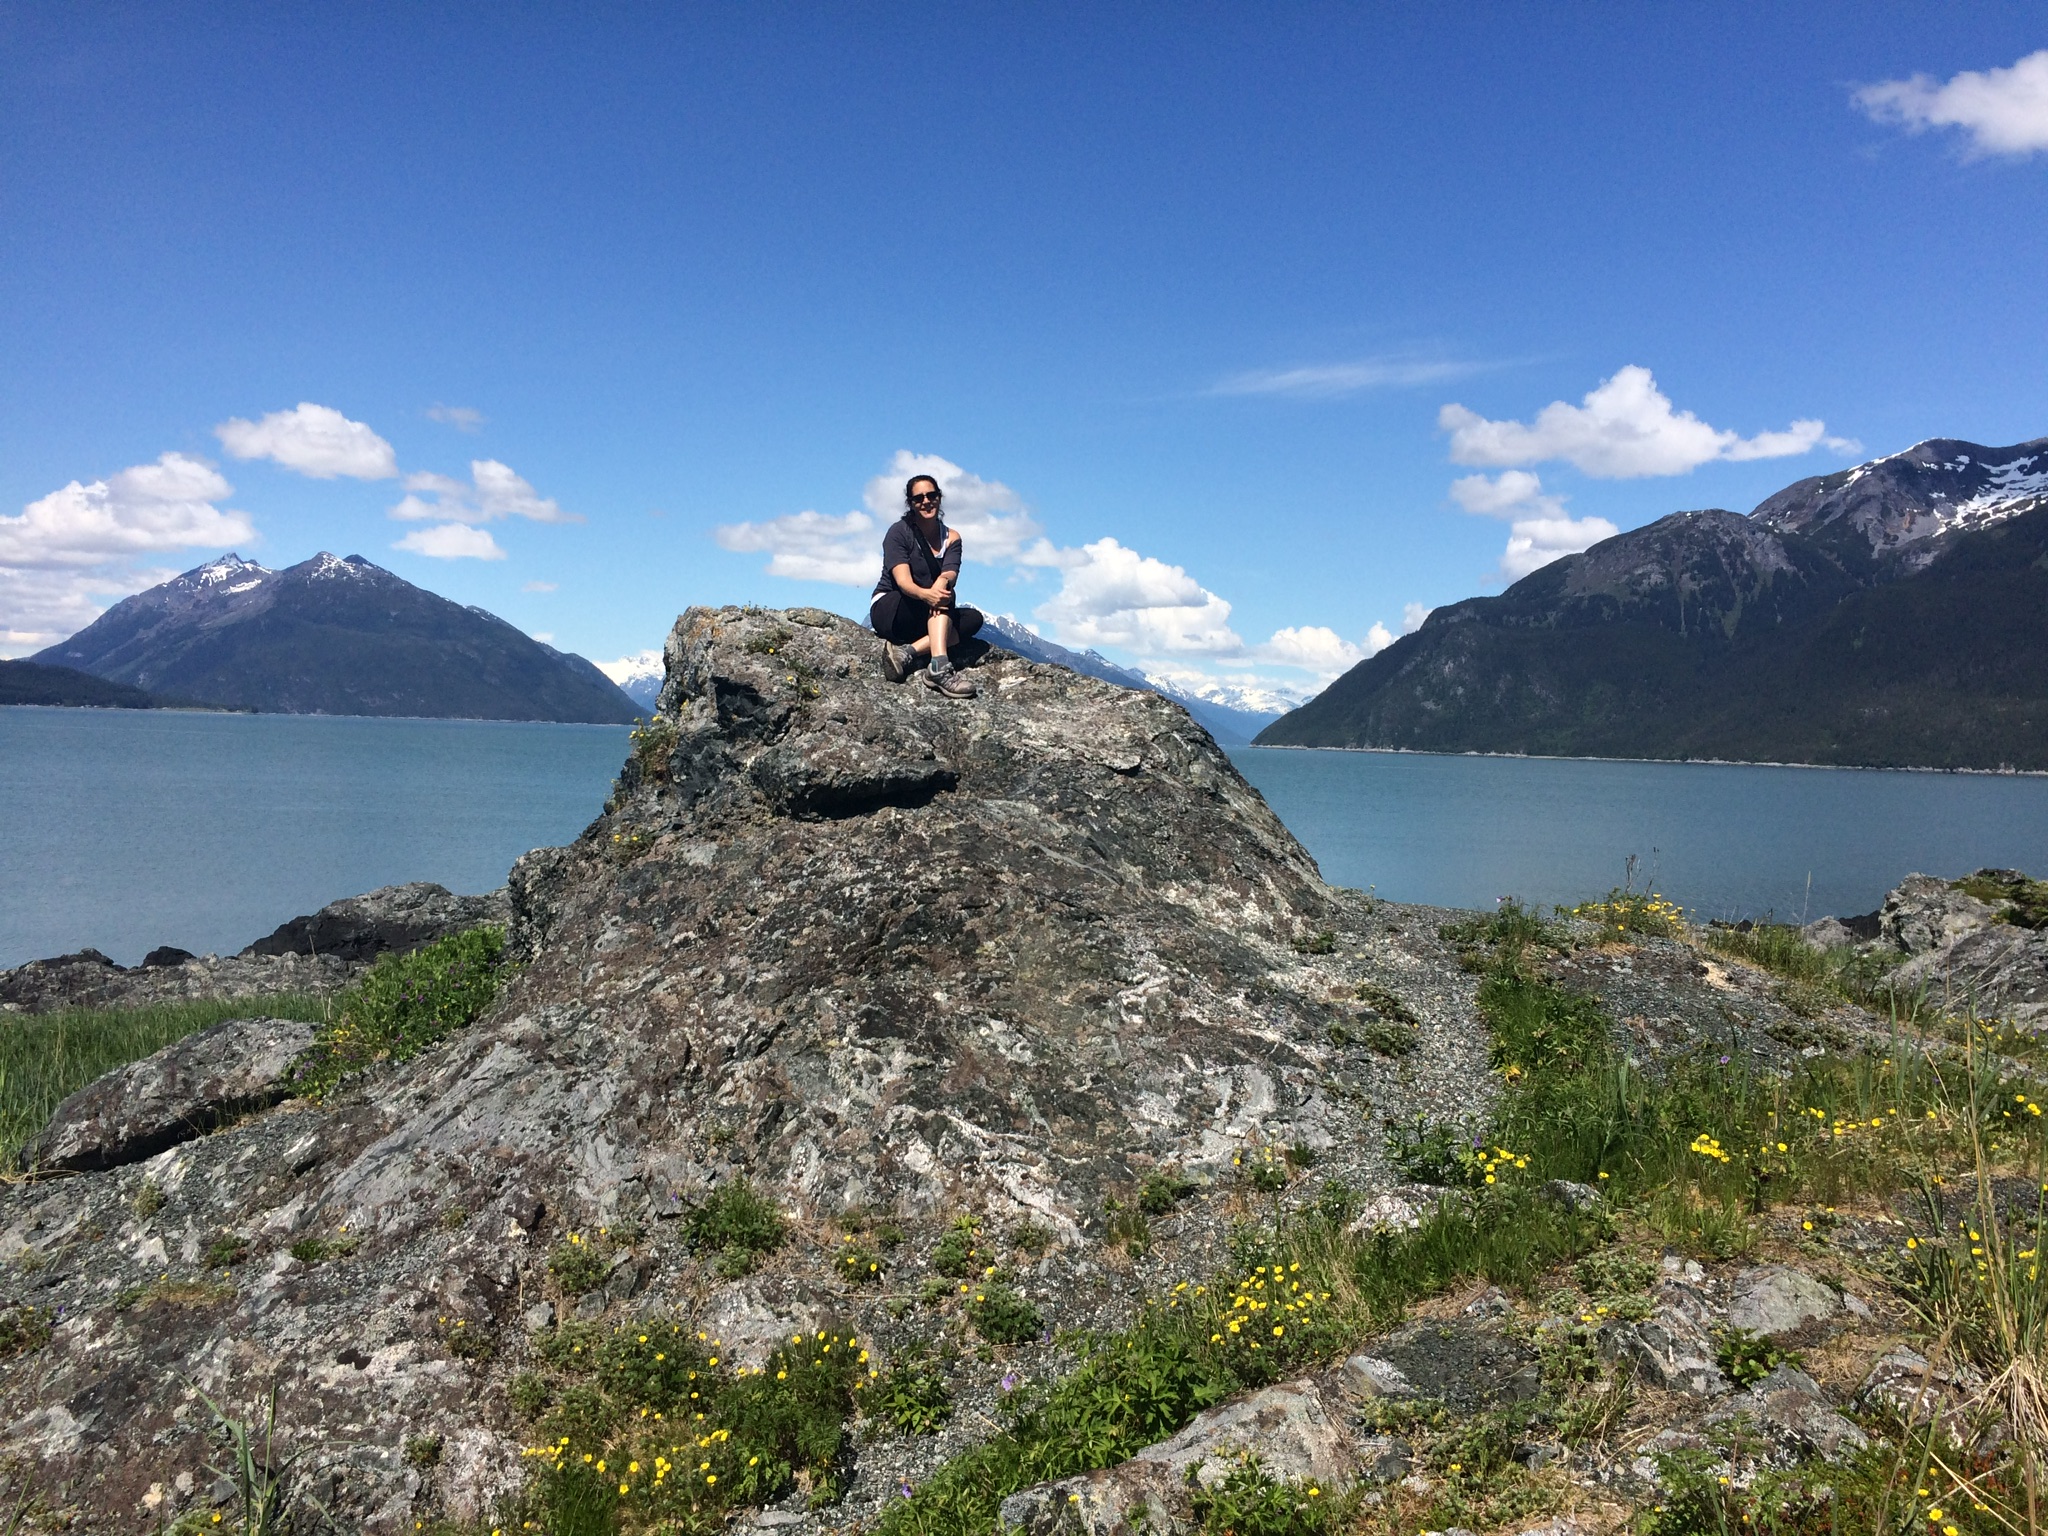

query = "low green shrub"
[
  {"left": 968, "top": 1283, "right": 1043, "bottom": 1345},
  {"left": 1138, "top": 1171, "right": 1198, "bottom": 1215},
  {"left": 292, "top": 927, "right": 506, "bottom": 1099},
  {"left": 0, "top": 1305, "right": 52, "bottom": 1361},
  {"left": 931, "top": 1216, "right": 983, "bottom": 1278},
  {"left": 871, "top": 1356, "right": 953, "bottom": 1436},
  {"left": 549, "top": 1232, "right": 611, "bottom": 1295},
  {"left": 682, "top": 1179, "right": 786, "bottom": 1271},
  {"left": 1188, "top": 1454, "right": 1338, "bottom": 1536}
]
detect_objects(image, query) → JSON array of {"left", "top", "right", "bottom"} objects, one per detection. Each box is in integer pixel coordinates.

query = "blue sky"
[{"left": 3, "top": 5, "right": 2046, "bottom": 704}]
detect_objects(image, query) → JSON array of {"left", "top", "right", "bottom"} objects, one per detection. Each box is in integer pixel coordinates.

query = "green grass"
[
  {"left": 1, "top": 994, "right": 331, "bottom": 1158},
  {"left": 290, "top": 927, "right": 507, "bottom": 1099}
]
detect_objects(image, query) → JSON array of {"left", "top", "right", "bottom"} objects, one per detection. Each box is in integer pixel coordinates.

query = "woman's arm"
[{"left": 890, "top": 562, "right": 948, "bottom": 605}]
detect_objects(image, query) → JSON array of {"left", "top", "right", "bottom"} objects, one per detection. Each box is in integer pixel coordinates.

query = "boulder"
[
  {"left": 1708, "top": 1365, "right": 1867, "bottom": 1464},
  {"left": 997, "top": 1380, "right": 1358, "bottom": 1536},
  {"left": 240, "top": 881, "right": 511, "bottom": 962},
  {"left": 1, "top": 607, "right": 1498, "bottom": 1532},
  {"left": 1349, "top": 1318, "right": 1541, "bottom": 1411},
  {"left": 1881, "top": 875, "right": 1998, "bottom": 955},
  {"left": 1725, "top": 1265, "right": 1840, "bottom": 1340},
  {"left": 1858, "top": 1346, "right": 1989, "bottom": 1444},
  {"left": 19, "top": 1015, "right": 317, "bottom": 1173},
  {"left": 1599, "top": 1281, "right": 1729, "bottom": 1396}
]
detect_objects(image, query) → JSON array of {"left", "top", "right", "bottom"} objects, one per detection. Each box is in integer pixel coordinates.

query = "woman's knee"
[{"left": 952, "top": 607, "right": 984, "bottom": 641}]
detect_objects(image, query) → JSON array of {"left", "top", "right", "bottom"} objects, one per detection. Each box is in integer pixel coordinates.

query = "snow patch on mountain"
[{"left": 595, "top": 648, "right": 665, "bottom": 708}]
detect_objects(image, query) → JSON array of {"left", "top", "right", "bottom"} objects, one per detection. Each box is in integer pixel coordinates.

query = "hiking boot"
[
  {"left": 881, "top": 642, "right": 916, "bottom": 683},
  {"left": 922, "top": 666, "right": 977, "bottom": 699}
]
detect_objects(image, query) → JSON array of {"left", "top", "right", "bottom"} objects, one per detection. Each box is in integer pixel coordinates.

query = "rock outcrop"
[
  {"left": 0, "top": 607, "right": 1491, "bottom": 1532},
  {"left": 0, "top": 881, "right": 508, "bottom": 1013},
  {"left": 20, "top": 1015, "right": 318, "bottom": 1173}
]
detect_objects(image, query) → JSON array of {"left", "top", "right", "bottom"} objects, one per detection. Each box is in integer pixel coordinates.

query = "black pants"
[{"left": 870, "top": 591, "right": 984, "bottom": 647}]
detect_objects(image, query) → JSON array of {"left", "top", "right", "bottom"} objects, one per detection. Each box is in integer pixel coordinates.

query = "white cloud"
[
  {"left": 1254, "top": 625, "right": 1370, "bottom": 676},
  {"left": 861, "top": 451, "right": 1055, "bottom": 566},
  {"left": 0, "top": 454, "right": 252, "bottom": 569},
  {"left": 393, "top": 523, "right": 506, "bottom": 560},
  {"left": 523, "top": 580, "right": 558, "bottom": 593},
  {"left": 1448, "top": 469, "right": 1569, "bottom": 519},
  {"left": 427, "top": 403, "right": 486, "bottom": 431},
  {"left": 1034, "top": 537, "right": 1243, "bottom": 656},
  {"left": 1444, "top": 466, "right": 1618, "bottom": 580},
  {"left": 532, "top": 631, "right": 554, "bottom": 643},
  {"left": 1500, "top": 515, "right": 1620, "bottom": 581},
  {"left": 1440, "top": 366, "right": 1849, "bottom": 479},
  {"left": 389, "top": 461, "right": 580, "bottom": 525},
  {"left": 215, "top": 403, "right": 398, "bottom": 480},
  {"left": 1210, "top": 357, "right": 1486, "bottom": 399},
  {"left": 1856, "top": 49, "right": 2048, "bottom": 158},
  {"left": 713, "top": 509, "right": 879, "bottom": 585},
  {"left": 0, "top": 452, "right": 255, "bottom": 654},
  {"left": 1402, "top": 602, "right": 1432, "bottom": 633}
]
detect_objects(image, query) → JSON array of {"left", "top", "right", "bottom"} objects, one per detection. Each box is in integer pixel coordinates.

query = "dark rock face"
[
  {"left": 0, "top": 881, "right": 507, "bottom": 1013},
  {"left": 242, "top": 882, "right": 511, "bottom": 963},
  {"left": 1260, "top": 436, "right": 2048, "bottom": 768},
  {"left": 20, "top": 1016, "right": 318, "bottom": 1173},
  {"left": 0, "top": 606, "right": 1493, "bottom": 1532},
  {"left": 32, "top": 551, "right": 640, "bottom": 723}
]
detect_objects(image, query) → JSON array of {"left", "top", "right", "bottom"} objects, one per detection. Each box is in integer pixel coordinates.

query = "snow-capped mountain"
[
  {"left": 1263, "top": 433, "right": 2048, "bottom": 769},
  {"left": 36, "top": 554, "right": 638, "bottom": 723},
  {"left": 979, "top": 614, "right": 1288, "bottom": 744},
  {"left": 595, "top": 648, "right": 665, "bottom": 709}
]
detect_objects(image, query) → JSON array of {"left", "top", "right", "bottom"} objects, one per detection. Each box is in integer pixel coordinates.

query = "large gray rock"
[
  {"left": 240, "top": 881, "right": 511, "bottom": 963},
  {"left": 1708, "top": 1364, "right": 1867, "bottom": 1463},
  {"left": 0, "top": 608, "right": 1498, "bottom": 1533},
  {"left": 1725, "top": 1265, "right": 1841, "bottom": 1340},
  {"left": 1600, "top": 1280, "right": 1729, "bottom": 1396},
  {"left": 1858, "top": 1346, "right": 1989, "bottom": 1444},
  {"left": 0, "top": 881, "right": 506, "bottom": 1016},
  {"left": 19, "top": 1015, "right": 317, "bottom": 1173},
  {"left": 997, "top": 1380, "right": 1359, "bottom": 1536},
  {"left": 1346, "top": 1318, "right": 1541, "bottom": 1411},
  {"left": 1881, "top": 875, "right": 1999, "bottom": 955}
]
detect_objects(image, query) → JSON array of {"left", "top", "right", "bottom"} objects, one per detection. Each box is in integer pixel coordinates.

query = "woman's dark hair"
[{"left": 904, "top": 474, "right": 941, "bottom": 512}]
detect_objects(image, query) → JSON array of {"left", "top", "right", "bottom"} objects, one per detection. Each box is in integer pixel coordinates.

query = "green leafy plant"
[
  {"left": 871, "top": 1356, "right": 953, "bottom": 1435},
  {"left": 1712, "top": 1325, "right": 1796, "bottom": 1387},
  {"left": 1104, "top": 1197, "right": 1152, "bottom": 1256},
  {"left": 1009, "top": 1219, "right": 1053, "bottom": 1255},
  {"left": 193, "top": 1383, "right": 303, "bottom": 1536},
  {"left": 133, "top": 1179, "right": 166, "bottom": 1219},
  {"left": 968, "top": 1283, "right": 1044, "bottom": 1345},
  {"left": 836, "top": 1240, "right": 884, "bottom": 1287},
  {"left": 509, "top": 1371, "right": 553, "bottom": 1420},
  {"left": 683, "top": 1178, "right": 787, "bottom": 1270},
  {"left": 292, "top": 927, "right": 507, "bottom": 1099},
  {"left": 287, "top": 1234, "right": 358, "bottom": 1265},
  {"left": 931, "top": 1215, "right": 983, "bottom": 1278},
  {"left": 404, "top": 1433, "right": 444, "bottom": 1467},
  {"left": 1354, "top": 982, "right": 1416, "bottom": 1024},
  {"left": 549, "top": 1232, "right": 611, "bottom": 1295},
  {"left": 1290, "top": 930, "right": 1338, "bottom": 955},
  {"left": 204, "top": 1234, "right": 251, "bottom": 1269},
  {"left": 1237, "top": 1145, "right": 1289, "bottom": 1192},
  {"left": 1138, "top": 1171, "right": 1198, "bottom": 1215},
  {"left": 1187, "top": 1454, "right": 1337, "bottom": 1536}
]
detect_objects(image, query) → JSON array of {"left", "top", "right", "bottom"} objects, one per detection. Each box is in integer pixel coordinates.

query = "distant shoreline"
[
  {"left": 1233, "top": 741, "right": 2048, "bottom": 777},
  {"left": 0, "top": 703, "right": 632, "bottom": 727}
]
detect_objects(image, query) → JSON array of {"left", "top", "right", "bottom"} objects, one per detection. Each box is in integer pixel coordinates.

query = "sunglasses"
[{"left": 909, "top": 490, "right": 943, "bottom": 507}]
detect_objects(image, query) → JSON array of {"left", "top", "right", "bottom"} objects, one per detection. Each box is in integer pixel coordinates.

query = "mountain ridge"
[
  {"left": 1259, "top": 435, "right": 2048, "bottom": 769},
  {"left": 36, "top": 553, "right": 639, "bottom": 723}
]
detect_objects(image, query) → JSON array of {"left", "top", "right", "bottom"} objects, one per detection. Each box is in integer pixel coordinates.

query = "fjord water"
[
  {"left": 1, "top": 708, "right": 629, "bottom": 968},
  {"left": 9, "top": 708, "right": 2048, "bottom": 969},
  {"left": 1229, "top": 746, "right": 2048, "bottom": 923}
]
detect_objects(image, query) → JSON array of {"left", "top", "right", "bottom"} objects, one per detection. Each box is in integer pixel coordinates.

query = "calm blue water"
[
  {"left": 8, "top": 709, "right": 2048, "bottom": 969},
  {"left": 1, "top": 708, "right": 628, "bottom": 968},
  {"left": 1229, "top": 747, "right": 2048, "bottom": 923}
]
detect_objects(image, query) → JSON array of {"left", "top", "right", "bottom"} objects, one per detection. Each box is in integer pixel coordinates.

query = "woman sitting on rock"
[{"left": 871, "top": 473, "right": 984, "bottom": 698}]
